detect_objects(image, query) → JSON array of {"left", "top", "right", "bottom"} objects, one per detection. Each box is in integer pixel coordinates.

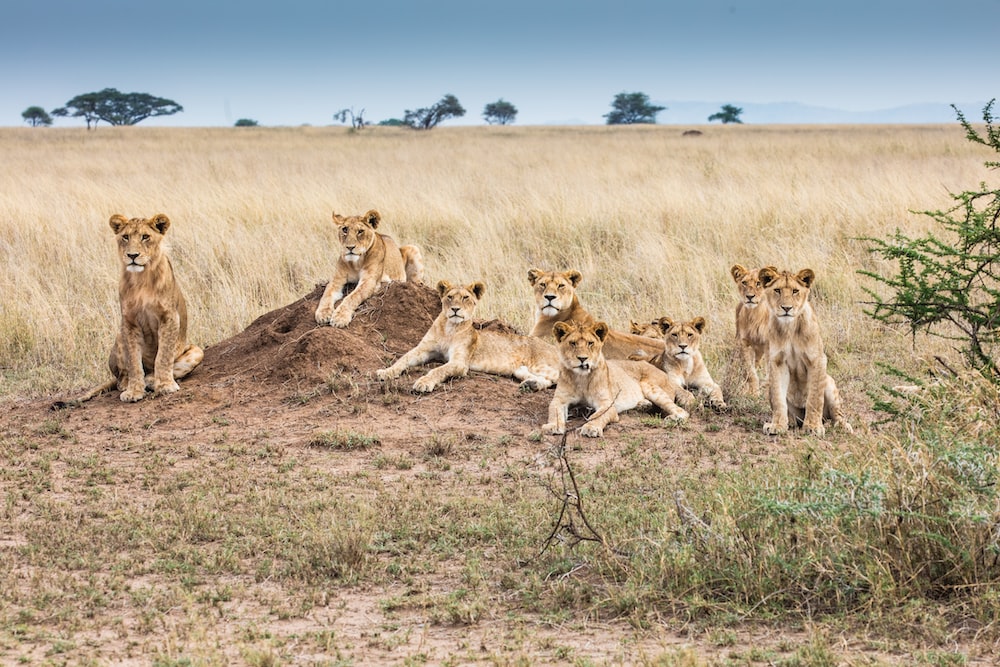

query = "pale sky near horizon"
[{"left": 2, "top": 0, "right": 997, "bottom": 127}]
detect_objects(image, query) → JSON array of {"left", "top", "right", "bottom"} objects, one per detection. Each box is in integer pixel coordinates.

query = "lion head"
[
  {"left": 655, "top": 316, "right": 707, "bottom": 361},
  {"left": 629, "top": 319, "right": 661, "bottom": 338},
  {"left": 109, "top": 213, "right": 170, "bottom": 274},
  {"left": 552, "top": 320, "right": 609, "bottom": 374},
  {"left": 333, "top": 209, "right": 382, "bottom": 263},
  {"left": 528, "top": 268, "right": 582, "bottom": 318},
  {"left": 435, "top": 280, "right": 485, "bottom": 325},
  {"left": 759, "top": 267, "right": 815, "bottom": 324},
  {"left": 730, "top": 264, "right": 765, "bottom": 309}
]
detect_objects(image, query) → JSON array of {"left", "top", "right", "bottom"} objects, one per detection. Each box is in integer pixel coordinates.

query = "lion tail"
[{"left": 50, "top": 378, "right": 118, "bottom": 410}]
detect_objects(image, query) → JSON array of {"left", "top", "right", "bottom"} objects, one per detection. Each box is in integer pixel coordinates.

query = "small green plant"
[
  {"left": 307, "top": 430, "right": 380, "bottom": 451},
  {"left": 861, "top": 100, "right": 1000, "bottom": 379}
]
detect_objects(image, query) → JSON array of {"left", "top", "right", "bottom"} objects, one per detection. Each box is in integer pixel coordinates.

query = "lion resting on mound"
[
  {"left": 64, "top": 214, "right": 203, "bottom": 405},
  {"left": 645, "top": 316, "right": 727, "bottom": 410},
  {"left": 527, "top": 268, "right": 665, "bottom": 361},
  {"left": 315, "top": 209, "right": 424, "bottom": 328},
  {"left": 376, "top": 280, "right": 561, "bottom": 393},
  {"left": 730, "top": 264, "right": 771, "bottom": 394},
  {"left": 757, "top": 267, "right": 852, "bottom": 436},
  {"left": 543, "top": 321, "right": 689, "bottom": 438}
]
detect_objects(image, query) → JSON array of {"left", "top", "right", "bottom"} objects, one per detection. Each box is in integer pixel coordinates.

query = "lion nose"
[
  {"left": 545, "top": 294, "right": 556, "bottom": 302},
  {"left": 450, "top": 308, "right": 460, "bottom": 315},
  {"left": 782, "top": 306, "right": 792, "bottom": 314},
  {"left": 127, "top": 252, "right": 139, "bottom": 260}
]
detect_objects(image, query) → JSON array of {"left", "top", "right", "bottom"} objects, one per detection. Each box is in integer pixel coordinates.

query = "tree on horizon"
[
  {"left": 604, "top": 92, "right": 665, "bottom": 125},
  {"left": 22, "top": 106, "right": 53, "bottom": 127},
  {"left": 708, "top": 104, "right": 744, "bottom": 124},
  {"left": 404, "top": 94, "right": 466, "bottom": 130},
  {"left": 483, "top": 99, "right": 517, "bottom": 125},
  {"left": 52, "top": 88, "right": 182, "bottom": 128}
]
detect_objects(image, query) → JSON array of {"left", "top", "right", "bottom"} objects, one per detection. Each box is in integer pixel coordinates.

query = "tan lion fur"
[
  {"left": 647, "top": 316, "right": 727, "bottom": 410},
  {"left": 542, "top": 321, "right": 688, "bottom": 438},
  {"left": 64, "top": 214, "right": 203, "bottom": 405},
  {"left": 730, "top": 264, "right": 771, "bottom": 394},
  {"left": 315, "top": 209, "right": 424, "bottom": 328},
  {"left": 527, "top": 268, "right": 665, "bottom": 361},
  {"left": 377, "top": 280, "right": 561, "bottom": 393},
  {"left": 758, "top": 266, "right": 852, "bottom": 436}
]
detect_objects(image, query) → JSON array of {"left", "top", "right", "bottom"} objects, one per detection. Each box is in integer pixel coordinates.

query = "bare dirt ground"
[{"left": 3, "top": 282, "right": 989, "bottom": 665}]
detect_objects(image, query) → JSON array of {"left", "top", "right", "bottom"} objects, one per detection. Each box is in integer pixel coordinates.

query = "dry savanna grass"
[
  {"left": 3, "top": 124, "right": 1000, "bottom": 666},
  {"left": 0, "top": 123, "right": 989, "bottom": 396}
]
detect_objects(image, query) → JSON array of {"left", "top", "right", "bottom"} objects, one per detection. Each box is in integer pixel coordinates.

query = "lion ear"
[
  {"left": 759, "top": 266, "right": 780, "bottom": 288},
  {"left": 436, "top": 280, "right": 452, "bottom": 297},
  {"left": 470, "top": 282, "right": 486, "bottom": 300},
  {"left": 150, "top": 214, "right": 170, "bottom": 235},
  {"left": 691, "top": 317, "right": 707, "bottom": 333},
  {"left": 629, "top": 319, "right": 642, "bottom": 335},
  {"left": 593, "top": 321, "right": 609, "bottom": 341},
  {"left": 655, "top": 317, "right": 674, "bottom": 334},
  {"left": 797, "top": 269, "right": 815, "bottom": 288},
  {"left": 109, "top": 214, "right": 128, "bottom": 233},
  {"left": 527, "top": 268, "right": 542, "bottom": 285},
  {"left": 730, "top": 264, "right": 747, "bottom": 282},
  {"left": 553, "top": 321, "right": 572, "bottom": 342},
  {"left": 364, "top": 210, "right": 381, "bottom": 228},
  {"left": 566, "top": 270, "right": 583, "bottom": 287}
]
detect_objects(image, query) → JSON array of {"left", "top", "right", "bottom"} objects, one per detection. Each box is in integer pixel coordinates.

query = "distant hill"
[{"left": 654, "top": 100, "right": 987, "bottom": 125}]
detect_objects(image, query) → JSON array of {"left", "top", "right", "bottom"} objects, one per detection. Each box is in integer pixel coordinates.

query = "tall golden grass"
[{"left": 0, "top": 123, "right": 991, "bottom": 397}]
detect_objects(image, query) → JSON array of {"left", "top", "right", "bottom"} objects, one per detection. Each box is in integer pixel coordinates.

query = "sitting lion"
[
  {"left": 730, "top": 264, "right": 771, "bottom": 394},
  {"left": 64, "top": 214, "right": 204, "bottom": 405},
  {"left": 543, "top": 321, "right": 689, "bottom": 438},
  {"left": 644, "top": 316, "right": 727, "bottom": 410},
  {"left": 527, "top": 268, "right": 665, "bottom": 360},
  {"left": 376, "top": 280, "right": 561, "bottom": 393},
  {"left": 315, "top": 209, "right": 424, "bottom": 328},
  {"left": 757, "top": 267, "right": 852, "bottom": 436}
]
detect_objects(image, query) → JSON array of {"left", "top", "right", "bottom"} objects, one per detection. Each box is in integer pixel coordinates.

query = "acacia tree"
[
  {"left": 861, "top": 100, "right": 1000, "bottom": 379},
  {"left": 403, "top": 94, "right": 465, "bottom": 130},
  {"left": 483, "top": 99, "right": 517, "bottom": 125},
  {"left": 22, "top": 106, "right": 53, "bottom": 127},
  {"left": 334, "top": 107, "right": 366, "bottom": 129},
  {"left": 708, "top": 104, "right": 744, "bottom": 124},
  {"left": 604, "top": 92, "right": 665, "bottom": 125},
  {"left": 52, "top": 88, "right": 183, "bottom": 128}
]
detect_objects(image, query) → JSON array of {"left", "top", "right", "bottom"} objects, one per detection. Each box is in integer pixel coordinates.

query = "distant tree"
[
  {"left": 403, "top": 94, "right": 466, "bottom": 130},
  {"left": 604, "top": 92, "right": 665, "bottom": 125},
  {"left": 52, "top": 88, "right": 182, "bottom": 128},
  {"left": 483, "top": 99, "right": 517, "bottom": 125},
  {"left": 22, "top": 106, "right": 53, "bottom": 127},
  {"left": 708, "top": 104, "right": 744, "bottom": 124},
  {"left": 377, "top": 118, "right": 407, "bottom": 127},
  {"left": 234, "top": 118, "right": 259, "bottom": 127},
  {"left": 333, "top": 107, "right": 366, "bottom": 129}
]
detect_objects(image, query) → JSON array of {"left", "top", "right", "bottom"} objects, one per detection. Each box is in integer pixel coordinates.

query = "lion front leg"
[
  {"left": 580, "top": 401, "right": 618, "bottom": 437},
  {"left": 151, "top": 316, "right": 181, "bottom": 396},
  {"left": 118, "top": 324, "right": 148, "bottom": 402},
  {"left": 412, "top": 361, "right": 468, "bottom": 393},
  {"left": 315, "top": 274, "right": 348, "bottom": 325},
  {"left": 542, "top": 393, "right": 571, "bottom": 435},
  {"left": 802, "top": 358, "right": 829, "bottom": 436},
  {"left": 330, "top": 274, "right": 380, "bottom": 328},
  {"left": 763, "top": 357, "right": 790, "bottom": 435}
]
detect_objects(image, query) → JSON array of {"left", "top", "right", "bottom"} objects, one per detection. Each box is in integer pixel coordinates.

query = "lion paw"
[
  {"left": 375, "top": 368, "right": 396, "bottom": 382},
  {"left": 763, "top": 422, "right": 787, "bottom": 435},
  {"left": 154, "top": 379, "right": 180, "bottom": 395},
  {"left": 330, "top": 308, "right": 353, "bottom": 328},
  {"left": 667, "top": 409, "right": 689, "bottom": 422},
  {"left": 315, "top": 307, "right": 334, "bottom": 326},
  {"left": 803, "top": 422, "right": 826, "bottom": 437},
  {"left": 541, "top": 422, "right": 564, "bottom": 436},
  {"left": 580, "top": 423, "right": 604, "bottom": 438},
  {"left": 120, "top": 387, "right": 147, "bottom": 402},
  {"left": 412, "top": 377, "right": 437, "bottom": 393}
]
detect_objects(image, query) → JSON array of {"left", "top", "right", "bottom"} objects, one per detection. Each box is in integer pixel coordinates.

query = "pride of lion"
[{"left": 64, "top": 207, "right": 852, "bottom": 439}]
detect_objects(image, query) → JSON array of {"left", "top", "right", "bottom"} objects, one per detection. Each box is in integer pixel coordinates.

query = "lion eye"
[
  {"left": 774, "top": 289, "right": 781, "bottom": 294},
  {"left": 141, "top": 234, "right": 150, "bottom": 241},
  {"left": 792, "top": 289, "right": 799, "bottom": 295},
  {"left": 341, "top": 226, "right": 349, "bottom": 234}
]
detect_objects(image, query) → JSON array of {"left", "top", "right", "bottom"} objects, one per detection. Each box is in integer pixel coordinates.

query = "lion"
[
  {"left": 629, "top": 319, "right": 662, "bottom": 338},
  {"left": 757, "top": 267, "right": 852, "bottom": 436},
  {"left": 60, "top": 214, "right": 204, "bottom": 406},
  {"left": 730, "top": 264, "right": 771, "bottom": 394},
  {"left": 645, "top": 316, "right": 727, "bottom": 410},
  {"left": 542, "top": 321, "right": 689, "bottom": 438},
  {"left": 527, "top": 268, "right": 665, "bottom": 361},
  {"left": 376, "top": 280, "right": 561, "bottom": 393},
  {"left": 315, "top": 209, "right": 424, "bottom": 328}
]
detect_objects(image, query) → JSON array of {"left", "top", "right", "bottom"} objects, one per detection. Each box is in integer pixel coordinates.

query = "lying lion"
[
  {"left": 315, "top": 209, "right": 424, "bottom": 328},
  {"left": 758, "top": 267, "right": 852, "bottom": 436},
  {"left": 527, "top": 268, "right": 665, "bottom": 360},
  {"left": 642, "top": 316, "right": 727, "bottom": 410},
  {"left": 730, "top": 264, "right": 770, "bottom": 395},
  {"left": 376, "top": 280, "right": 561, "bottom": 393},
  {"left": 61, "top": 214, "right": 203, "bottom": 405},
  {"left": 542, "top": 321, "right": 689, "bottom": 438}
]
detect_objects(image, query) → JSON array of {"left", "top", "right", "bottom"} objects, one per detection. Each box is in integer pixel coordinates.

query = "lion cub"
[
  {"left": 315, "top": 209, "right": 424, "bottom": 328},
  {"left": 64, "top": 214, "right": 204, "bottom": 405},
  {"left": 527, "top": 268, "right": 665, "bottom": 361},
  {"left": 730, "top": 264, "right": 770, "bottom": 394},
  {"left": 646, "top": 316, "right": 727, "bottom": 410},
  {"left": 543, "top": 321, "right": 689, "bottom": 438},
  {"left": 376, "top": 280, "right": 561, "bottom": 393},
  {"left": 758, "top": 267, "right": 852, "bottom": 436}
]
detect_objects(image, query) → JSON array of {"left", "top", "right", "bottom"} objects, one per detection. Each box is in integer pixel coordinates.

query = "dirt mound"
[{"left": 196, "top": 281, "right": 443, "bottom": 390}]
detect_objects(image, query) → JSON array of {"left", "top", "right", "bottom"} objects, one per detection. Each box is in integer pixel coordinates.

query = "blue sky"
[{"left": 2, "top": 0, "right": 997, "bottom": 127}]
